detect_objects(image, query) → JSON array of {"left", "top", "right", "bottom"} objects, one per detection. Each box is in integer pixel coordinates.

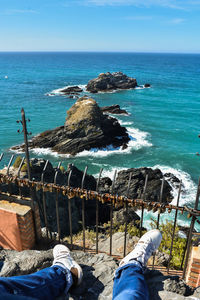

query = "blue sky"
[{"left": 1, "top": 0, "right": 200, "bottom": 53}]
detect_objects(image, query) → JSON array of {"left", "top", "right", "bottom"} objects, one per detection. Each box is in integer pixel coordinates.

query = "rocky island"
[
  {"left": 12, "top": 96, "right": 130, "bottom": 155},
  {"left": 86, "top": 71, "right": 138, "bottom": 93}
]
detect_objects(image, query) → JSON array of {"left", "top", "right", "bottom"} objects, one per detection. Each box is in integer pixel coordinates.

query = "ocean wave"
[
  {"left": 142, "top": 165, "right": 198, "bottom": 230},
  {"left": 118, "top": 120, "right": 133, "bottom": 126},
  {"left": 152, "top": 165, "right": 197, "bottom": 207},
  {"left": 75, "top": 127, "right": 152, "bottom": 158},
  {"left": 46, "top": 84, "right": 87, "bottom": 96}
]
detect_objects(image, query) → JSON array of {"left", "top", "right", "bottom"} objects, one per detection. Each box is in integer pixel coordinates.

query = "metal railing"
[{"left": 0, "top": 153, "right": 200, "bottom": 279}]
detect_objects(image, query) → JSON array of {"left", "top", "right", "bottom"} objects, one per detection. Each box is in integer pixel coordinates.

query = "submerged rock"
[
  {"left": 12, "top": 96, "right": 130, "bottom": 155},
  {"left": 86, "top": 72, "right": 137, "bottom": 93},
  {"left": 60, "top": 85, "right": 83, "bottom": 95},
  {"left": 101, "top": 104, "right": 129, "bottom": 115}
]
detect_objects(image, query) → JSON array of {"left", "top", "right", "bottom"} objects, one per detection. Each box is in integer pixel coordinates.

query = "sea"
[{"left": 0, "top": 52, "right": 200, "bottom": 231}]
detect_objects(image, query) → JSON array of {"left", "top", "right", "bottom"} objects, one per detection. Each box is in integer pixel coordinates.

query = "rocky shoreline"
[{"left": 1, "top": 158, "right": 180, "bottom": 237}]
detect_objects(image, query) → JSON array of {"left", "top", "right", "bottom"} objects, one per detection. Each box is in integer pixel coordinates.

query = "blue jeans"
[
  {"left": 112, "top": 261, "right": 149, "bottom": 300},
  {"left": 0, "top": 261, "right": 149, "bottom": 300},
  {"left": 0, "top": 265, "right": 72, "bottom": 300}
]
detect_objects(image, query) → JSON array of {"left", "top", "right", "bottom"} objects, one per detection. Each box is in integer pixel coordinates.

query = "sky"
[{"left": 0, "top": 0, "right": 200, "bottom": 53}]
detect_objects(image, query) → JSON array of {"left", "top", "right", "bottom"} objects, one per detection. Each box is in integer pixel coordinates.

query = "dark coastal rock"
[
  {"left": 0, "top": 249, "right": 194, "bottom": 300},
  {"left": 144, "top": 83, "right": 151, "bottom": 88},
  {"left": 12, "top": 96, "right": 130, "bottom": 155},
  {"left": 60, "top": 86, "right": 83, "bottom": 94},
  {"left": 101, "top": 104, "right": 129, "bottom": 115},
  {"left": 99, "top": 168, "right": 174, "bottom": 203},
  {"left": 86, "top": 72, "right": 137, "bottom": 93}
]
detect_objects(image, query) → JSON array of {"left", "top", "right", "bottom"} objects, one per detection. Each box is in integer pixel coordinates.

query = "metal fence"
[{"left": 0, "top": 153, "right": 200, "bottom": 279}]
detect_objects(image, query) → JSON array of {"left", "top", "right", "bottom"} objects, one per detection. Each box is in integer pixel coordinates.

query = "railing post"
[
  {"left": 123, "top": 172, "right": 132, "bottom": 257},
  {"left": 182, "top": 177, "right": 200, "bottom": 279},
  {"left": 67, "top": 166, "right": 73, "bottom": 250},
  {"left": 167, "top": 181, "right": 182, "bottom": 273},
  {"left": 41, "top": 160, "right": 50, "bottom": 239},
  {"left": 17, "top": 157, "right": 25, "bottom": 198},
  {"left": 54, "top": 162, "right": 62, "bottom": 242},
  {"left": 110, "top": 170, "right": 117, "bottom": 256},
  {"left": 157, "top": 177, "right": 165, "bottom": 229},
  {"left": 7, "top": 155, "right": 14, "bottom": 196},
  {"left": 96, "top": 168, "right": 103, "bottom": 254},
  {"left": 140, "top": 174, "right": 148, "bottom": 237},
  {"left": 21, "top": 108, "right": 32, "bottom": 180},
  {"left": 81, "top": 166, "right": 88, "bottom": 252},
  {"left": 152, "top": 177, "right": 165, "bottom": 269}
]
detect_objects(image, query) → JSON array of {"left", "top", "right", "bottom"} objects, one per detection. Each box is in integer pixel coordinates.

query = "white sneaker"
[
  {"left": 120, "top": 229, "right": 162, "bottom": 268},
  {"left": 53, "top": 244, "right": 83, "bottom": 286}
]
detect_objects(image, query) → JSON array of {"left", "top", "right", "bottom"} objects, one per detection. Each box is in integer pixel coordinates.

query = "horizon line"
[{"left": 0, "top": 50, "right": 200, "bottom": 55}]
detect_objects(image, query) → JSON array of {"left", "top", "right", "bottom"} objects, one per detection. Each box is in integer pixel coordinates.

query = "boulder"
[
  {"left": 86, "top": 72, "right": 137, "bottom": 93},
  {"left": 101, "top": 104, "right": 129, "bottom": 115},
  {"left": 12, "top": 96, "right": 130, "bottom": 155},
  {"left": 99, "top": 168, "right": 174, "bottom": 203}
]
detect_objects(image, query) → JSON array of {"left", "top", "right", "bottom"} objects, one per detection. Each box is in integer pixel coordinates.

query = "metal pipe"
[
  {"left": 81, "top": 166, "right": 88, "bottom": 252},
  {"left": 67, "top": 166, "right": 73, "bottom": 250},
  {"left": 182, "top": 177, "right": 200, "bottom": 279},
  {"left": 167, "top": 181, "right": 182, "bottom": 273},
  {"left": 110, "top": 170, "right": 117, "bottom": 256},
  {"left": 124, "top": 172, "right": 132, "bottom": 257},
  {"left": 96, "top": 168, "right": 103, "bottom": 254}
]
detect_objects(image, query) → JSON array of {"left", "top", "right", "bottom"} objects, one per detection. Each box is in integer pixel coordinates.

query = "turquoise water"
[{"left": 0, "top": 52, "right": 200, "bottom": 228}]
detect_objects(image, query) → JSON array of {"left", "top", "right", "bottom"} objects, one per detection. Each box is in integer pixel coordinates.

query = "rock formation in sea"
[
  {"left": 86, "top": 72, "right": 137, "bottom": 93},
  {"left": 101, "top": 104, "right": 129, "bottom": 115},
  {"left": 12, "top": 96, "right": 130, "bottom": 155},
  {"left": 99, "top": 167, "right": 175, "bottom": 203}
]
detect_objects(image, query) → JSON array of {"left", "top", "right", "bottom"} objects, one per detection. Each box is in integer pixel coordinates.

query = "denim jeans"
[
  {"left": 112, "top": 261, "right": 149, "bottom": 300},
  {"left": 0, "top": 265, "right": 72, "bottom": 300},
  {"left": 0, "top": 261, "right": 149, "bottom": 300}
]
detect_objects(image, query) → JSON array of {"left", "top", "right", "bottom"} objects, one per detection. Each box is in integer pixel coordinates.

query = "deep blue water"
[{"left": 0, "top": 52, "right": 200, "bottom": 229}]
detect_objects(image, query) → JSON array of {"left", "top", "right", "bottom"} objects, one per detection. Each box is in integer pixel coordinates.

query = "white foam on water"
[
  {"left": 46, "top": 84, "right": 87, "bottom": 96},
  {"left": 118, "top": 120, "right": 133, "bottom": 126},
  {"left": 152, "top": 165, "right": 197, "bottom": 207},
  {"left": 31, "top": 147, "right": 71, "bottom": 158},
  {"left": 75, "top": 127, "right": 152, "bottom": 158},
  {"left": 140, "top": 165, "right": 198, "bottom": 230}
]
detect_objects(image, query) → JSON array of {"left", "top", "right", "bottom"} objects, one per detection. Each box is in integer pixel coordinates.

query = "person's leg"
[
  {"left": 0, "top": 265, "right": 70, "bottom": 300},
  {"left": 0, "top": 245, "right": 83, "bottom": 300},
  {"left": 113, "top": 262, "right": 149, "bottom": 300},
  {"left": 112, "top": 229, "right": 162, "bottom": 300}
]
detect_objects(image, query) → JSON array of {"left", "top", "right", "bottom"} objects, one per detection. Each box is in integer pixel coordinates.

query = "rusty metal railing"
[{"left": 0, "top": 153, "right": 200, "bottom": 279}]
